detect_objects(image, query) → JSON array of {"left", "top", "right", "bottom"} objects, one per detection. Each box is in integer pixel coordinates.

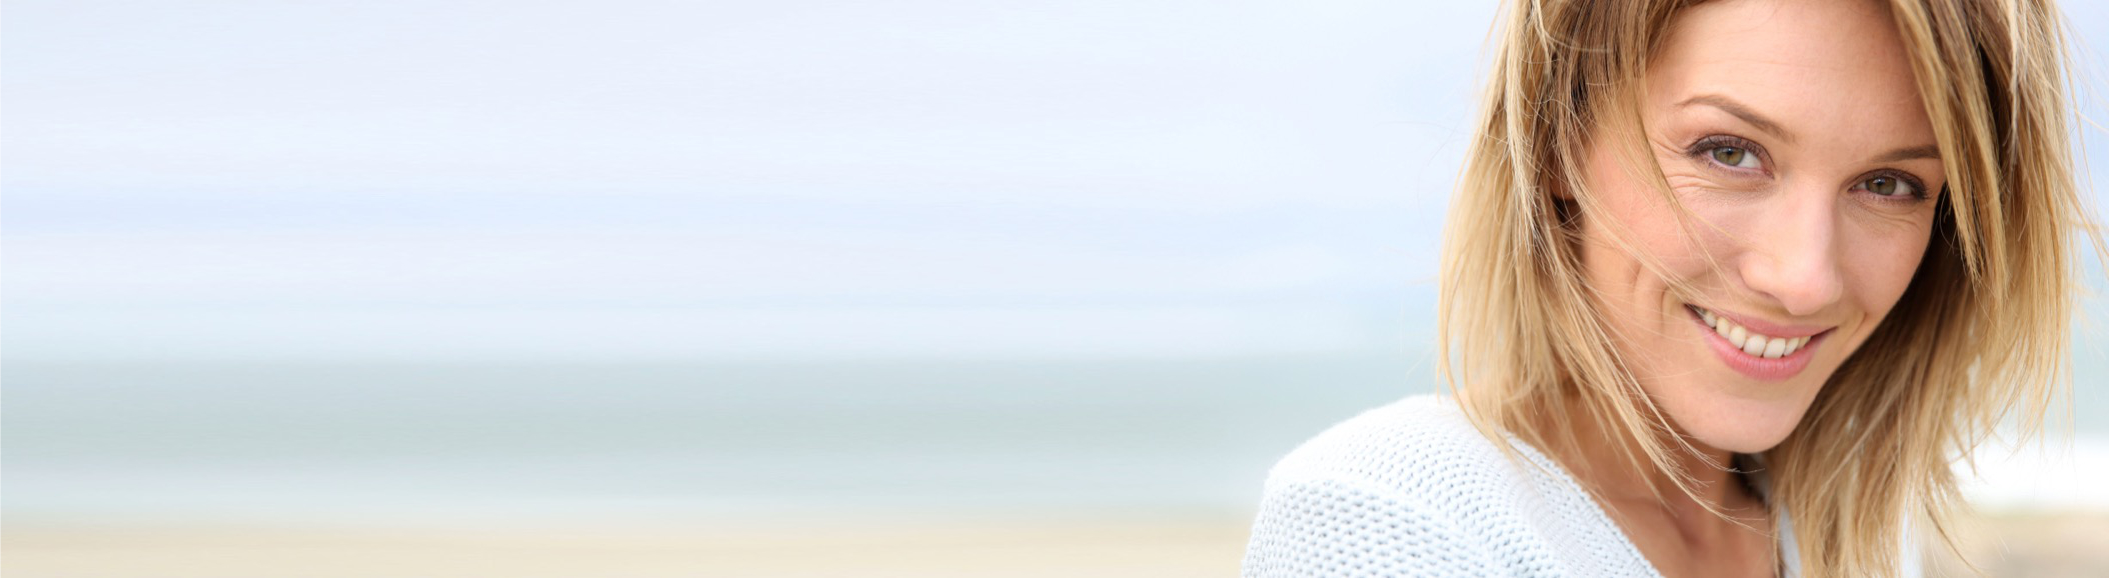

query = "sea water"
[
  {"left": 6, "top": 347, "right": 2104, "bottom": 528},
  {"left": 3, "top": 355, "right": 1424, "bottom": 526}
]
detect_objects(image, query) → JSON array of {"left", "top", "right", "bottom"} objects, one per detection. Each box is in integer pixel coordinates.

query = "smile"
[
  {"left": 1685, "top": 305, "right": 1830, "bottom": 381},
  {"left": 1694, "top": 306, "right": 1808, "bottom": 358}
]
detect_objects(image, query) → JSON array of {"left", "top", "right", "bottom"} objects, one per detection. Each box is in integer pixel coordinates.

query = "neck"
[{"left": 1548, "top": 398, "right": 1762, "bottom": 514}]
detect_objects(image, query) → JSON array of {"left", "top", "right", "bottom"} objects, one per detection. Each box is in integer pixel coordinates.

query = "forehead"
[{"left": 1646, "top": 0, "right": 1934, "bottom": 145}]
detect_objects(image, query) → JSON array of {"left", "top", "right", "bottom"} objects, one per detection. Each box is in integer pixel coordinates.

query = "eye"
[
  {"left": 1709, "top": 146, "right": 1760, "bottom": 169},
  {"left": 1855, "top": 173, "right": 1925, "bottom": 199},
  {"left": 1686, "top": 135, "right": 1768, "bottom": 173}
]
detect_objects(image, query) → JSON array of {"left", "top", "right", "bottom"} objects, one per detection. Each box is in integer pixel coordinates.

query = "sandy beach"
[
  {"left": 2, "top": 516, "right": 1252, "bottom": 578},
  {"left": 1923, "top": 511, "right": 2109, "bottom": 578},
  {"left": 7, "top": 511, "right": 2106, "bottom": 577}
]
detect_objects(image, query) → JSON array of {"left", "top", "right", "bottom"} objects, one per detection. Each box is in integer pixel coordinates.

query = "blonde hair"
[{"left": 1437, "top": 0, "right": 2096, "bottom": 576}]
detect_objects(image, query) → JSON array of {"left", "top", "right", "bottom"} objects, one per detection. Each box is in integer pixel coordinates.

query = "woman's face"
[{"left": 1580, "top": 0, "right": 1944, "bottom": 454}]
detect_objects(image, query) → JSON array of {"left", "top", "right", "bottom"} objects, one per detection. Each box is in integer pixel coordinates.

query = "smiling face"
[{"left": 1578, "top": 0, "right": 1944, "bottom": 454}]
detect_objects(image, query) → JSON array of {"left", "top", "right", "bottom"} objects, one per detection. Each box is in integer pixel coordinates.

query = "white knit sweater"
[{"left": 1241, "top": 395, "right": 1807, "bottom": 577}]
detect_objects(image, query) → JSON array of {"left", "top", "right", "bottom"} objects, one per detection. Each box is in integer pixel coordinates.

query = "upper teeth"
[{"left": 1695, "top": 307, "right": 1810, "bottom": 359}]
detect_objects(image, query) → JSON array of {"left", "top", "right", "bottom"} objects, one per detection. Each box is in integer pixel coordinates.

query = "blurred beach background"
[{"left": 5, "top": 1, "right": 2109, "bottom": 576}]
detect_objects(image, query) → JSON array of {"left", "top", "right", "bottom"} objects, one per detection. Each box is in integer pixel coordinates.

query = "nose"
[{"left": 1740, "top": 183, "right": 1846, "bottom": 317}]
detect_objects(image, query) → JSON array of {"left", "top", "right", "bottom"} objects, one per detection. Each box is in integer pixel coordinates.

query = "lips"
[{"left": 1685, "top": 304, "right": 1830, "bottom": 381}]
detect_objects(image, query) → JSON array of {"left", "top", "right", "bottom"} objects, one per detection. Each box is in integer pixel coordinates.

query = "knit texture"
[{"left": 1242, "top": 395, "right": 1664, "bottom": 577}]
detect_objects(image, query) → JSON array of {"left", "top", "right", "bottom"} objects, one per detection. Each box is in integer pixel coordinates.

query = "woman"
[{"left": 1242, "top": 0, "right": 2094, "bottom": 576}]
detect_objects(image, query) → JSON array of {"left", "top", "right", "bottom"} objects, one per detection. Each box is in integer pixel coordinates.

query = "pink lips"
[{"left": 1688, "top": 306, "right": 1829, "bottom": 381}]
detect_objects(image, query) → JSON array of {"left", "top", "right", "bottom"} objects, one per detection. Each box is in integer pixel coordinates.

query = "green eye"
[
  {"left": 1691, "top": 137, "right": 1764, "bottom": 170},
  {"left": 1865, "top": 176, "right": 1912, "bottom": 197},
  {"left": 1710, "top": 146, "right": 1753, "bottom": 168}
]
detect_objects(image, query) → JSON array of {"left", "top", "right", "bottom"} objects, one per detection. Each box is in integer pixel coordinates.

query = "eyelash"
[
  {"left": 1682, "top": 135, "right": 1931, "bottom": 202},
  {"left": 1685, "top": 135, "right": 1769, "bottom": 175},
  {"left": 1850, "top": 171, "right": 1932, "bottom": 201}
]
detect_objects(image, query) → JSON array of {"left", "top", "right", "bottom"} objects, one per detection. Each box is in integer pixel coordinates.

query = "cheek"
[
  {"left": 1578, "top": 151, "right": 1697, "bottom": 275},
  {"left": 1842, "top": 218, "right": 1936, "bottom": 316}
]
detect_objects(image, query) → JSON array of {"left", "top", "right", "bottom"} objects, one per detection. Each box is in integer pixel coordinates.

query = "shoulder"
[
  {"left": 1240, "top": 395, "right": 1522, "bottom": 576},
  {"left": 1262, "top": 394, "right": 1509, "bottom": 495},
  {"left": 1241, "top": 394, "right": 1660, "bottom": 577}
]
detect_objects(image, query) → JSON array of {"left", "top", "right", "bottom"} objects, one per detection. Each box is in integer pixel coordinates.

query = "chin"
[{"left": 1666, "top": 393, "right": 1818, "bottom": 455}]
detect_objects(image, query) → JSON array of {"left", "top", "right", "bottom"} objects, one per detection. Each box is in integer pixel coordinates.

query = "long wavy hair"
[{"left": 1437, "top": 0, "right": 2095, "bottom": 575}]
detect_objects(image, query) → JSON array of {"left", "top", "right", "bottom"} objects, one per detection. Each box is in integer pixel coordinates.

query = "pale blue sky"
[{"left": 5, "top": 1, "right": 2105, "bottom": 361}]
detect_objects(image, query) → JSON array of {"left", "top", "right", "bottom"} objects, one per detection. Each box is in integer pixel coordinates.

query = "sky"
[{"left": 5, "top": 0, "right": 2106, "bottom": 362}]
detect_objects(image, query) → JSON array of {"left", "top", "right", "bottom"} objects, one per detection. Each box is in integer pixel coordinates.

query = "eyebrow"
[
  {"left": 1871, "top": 144, "right": 1941, "bottom": 163},
  {"left": 1679, "top": 94, "right": 1942, "bottom": 164},
  {"left": 1679, "top": 94, "right": 1795, "bottom": 144}
]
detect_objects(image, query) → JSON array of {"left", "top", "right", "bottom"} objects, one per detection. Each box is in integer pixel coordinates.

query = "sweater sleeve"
[{"left": 1242, "top": 473, "right": 1497, "bottom": 577}]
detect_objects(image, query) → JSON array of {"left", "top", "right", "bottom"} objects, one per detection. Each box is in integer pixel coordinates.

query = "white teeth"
[
  {"left": 1693, "top": 306, "right": 1813, "bottom": 359},
  {"left": 1741, "top": 333, "right": 1767, "bottom": 355}
]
